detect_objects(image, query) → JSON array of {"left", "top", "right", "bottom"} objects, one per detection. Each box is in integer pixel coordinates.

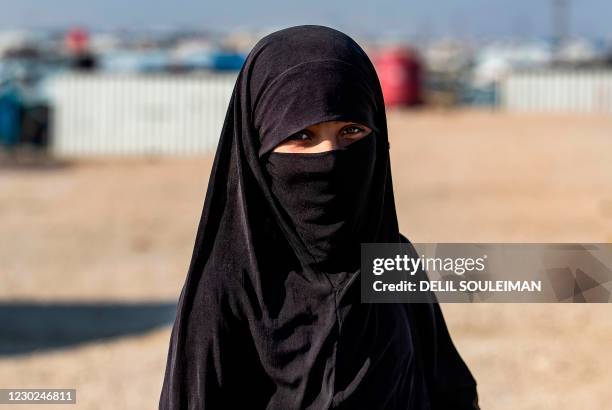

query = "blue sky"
[{"left": 1, "top": 0, "right": 610, "bottom": 40}]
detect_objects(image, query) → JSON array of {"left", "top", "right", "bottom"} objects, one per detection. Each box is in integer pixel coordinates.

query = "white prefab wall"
[
  {"left": 501, "top": 70, "right": 612, "bottom": 113},
  {"left": 47, "top": 73, "right": 238, "bottom": 156}
]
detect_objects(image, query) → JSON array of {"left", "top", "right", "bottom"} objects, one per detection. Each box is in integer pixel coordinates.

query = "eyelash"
[{"left": 289, "top": 125, "right": 365, "bottom": 141}]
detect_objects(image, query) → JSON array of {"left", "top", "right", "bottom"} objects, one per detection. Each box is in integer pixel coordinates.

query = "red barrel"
[
  {"left": 373, "top": 47, "right": 423, "bottom": 107},
  {"left": 65, "top": 27, "right": 90, "bottom": 54}
]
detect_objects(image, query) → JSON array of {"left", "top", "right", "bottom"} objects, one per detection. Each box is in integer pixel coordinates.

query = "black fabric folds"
[
  {"left": 159, "top": 25, "right": 479, "bottom": 410},
  {"left": 263, "top": 131, "right": 377, "bottom": 274}
]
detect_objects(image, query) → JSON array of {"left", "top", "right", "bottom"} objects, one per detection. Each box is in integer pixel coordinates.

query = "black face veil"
[{"left": 160, "top": 25, "right": 478, "bottom": 410}]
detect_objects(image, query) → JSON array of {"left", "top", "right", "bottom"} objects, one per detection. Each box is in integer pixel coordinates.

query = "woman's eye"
[
  {"left": 288, "top": 131, "right": 310, "bottom": 141},
  {"left": 342, "top": 126, "right": 364, "bottom": 135}
]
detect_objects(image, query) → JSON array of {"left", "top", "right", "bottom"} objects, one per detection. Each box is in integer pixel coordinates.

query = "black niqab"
[
  {"left": 264, "top": 131, "right": 377, "bottom": 274},
  {"left": 160, "top": 25, "right": 478, "bottom": 410}
]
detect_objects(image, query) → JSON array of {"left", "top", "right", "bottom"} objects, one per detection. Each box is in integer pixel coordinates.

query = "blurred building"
[{"left": 2, "top": 25, "right": 612, "bottom": 157}]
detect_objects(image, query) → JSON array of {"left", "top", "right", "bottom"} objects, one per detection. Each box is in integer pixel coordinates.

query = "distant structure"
[
  {"left": 373, "top": 47, "right": 423, "bottom": 107},
  {"left": 47, "top": 73, "right": 236, "bottom": 156},
  {"left": 64, "top": 27, "right": 97, "bottom": 71},
  {"left": 501, "top": 69, "right": 612, "bottom": 114}
]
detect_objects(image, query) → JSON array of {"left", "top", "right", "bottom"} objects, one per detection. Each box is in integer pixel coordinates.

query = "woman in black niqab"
[{"left": 159, "top": 25, "right": 479, "bottom": 409}]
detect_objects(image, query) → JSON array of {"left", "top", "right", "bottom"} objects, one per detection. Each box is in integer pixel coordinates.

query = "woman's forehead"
[
  {"left": 303, "top": 120, "right": 371, "bottom": 130},
  {"left": 252, "top": 60, "right": 379, "bottom": 156}
]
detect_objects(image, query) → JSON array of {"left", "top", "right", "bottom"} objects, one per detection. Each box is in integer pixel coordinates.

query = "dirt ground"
[{"left": 1, "top": 109, "right": 611, "bottom": 409}]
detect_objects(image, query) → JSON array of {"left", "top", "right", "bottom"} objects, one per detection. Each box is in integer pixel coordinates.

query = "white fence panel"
[
  {"left": 47, "top": 73, "right": 238, "bottom": 156},
  {"left": 500, "top": 70, "right": 612, "bottom": 114}
]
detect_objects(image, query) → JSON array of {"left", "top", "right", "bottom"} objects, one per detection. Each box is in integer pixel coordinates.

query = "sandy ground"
[{"left": 1, "top": 109, "right": 611, "bottom": 409}]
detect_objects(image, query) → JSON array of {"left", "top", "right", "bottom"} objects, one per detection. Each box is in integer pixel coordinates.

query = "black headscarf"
[{"left": 159, "top": 25, "right": 478, "bottom": 409}]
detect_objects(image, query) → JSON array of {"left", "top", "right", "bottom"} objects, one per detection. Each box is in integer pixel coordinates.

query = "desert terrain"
[{"left": 1, "top": 109, "right": 611, "bottom": 409}]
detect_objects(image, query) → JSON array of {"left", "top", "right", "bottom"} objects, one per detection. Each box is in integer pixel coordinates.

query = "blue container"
[
  {"left": 0, "top": 84, "right": 22, "bottom": 146},
  {"left": 209, "top": 51, "right": 246, "bottom": 71}
]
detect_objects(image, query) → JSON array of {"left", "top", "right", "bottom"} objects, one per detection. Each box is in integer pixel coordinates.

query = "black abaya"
[{"left": 159, "top": 25, "right": 479, "bottom": 410}]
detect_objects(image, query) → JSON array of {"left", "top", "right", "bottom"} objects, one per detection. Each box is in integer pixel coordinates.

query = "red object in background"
[
  {"left": 65, "top": 27, "right": 90, "bottom": 54},
  {"left": 373, "top": 47, "right": 423, "bottom": 107}
]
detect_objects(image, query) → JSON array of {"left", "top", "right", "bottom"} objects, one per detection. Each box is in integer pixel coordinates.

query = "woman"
[{"left": 159, "top": 25, "right": 479, "bottom": 409}]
